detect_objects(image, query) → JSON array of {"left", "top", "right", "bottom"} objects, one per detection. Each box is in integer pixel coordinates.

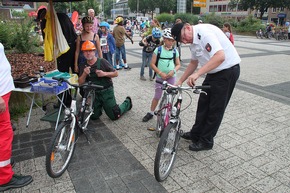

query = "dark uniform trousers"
[{"left": 191, "top": 64, "right": 240, "bottom": 144}]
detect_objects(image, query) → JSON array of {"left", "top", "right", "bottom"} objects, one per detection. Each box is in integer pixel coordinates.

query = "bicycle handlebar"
[
  {"left": 156, "top": 80, "right": 210, "bottom": 91},
  {"left": 52, "top": 77, "right": 104, "bottom": 89}
]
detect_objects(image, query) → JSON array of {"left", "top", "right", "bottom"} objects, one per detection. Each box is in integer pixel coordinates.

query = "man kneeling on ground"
[{"left": 78, "top": 40, "right": 132, "bottom": 120}]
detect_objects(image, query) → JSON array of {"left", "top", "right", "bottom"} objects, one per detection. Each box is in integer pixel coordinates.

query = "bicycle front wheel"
[
  {"left": 45, "top": 120, "right": 77, "bottom": 178},
  {"left": 156, "top": 94, "right": 167, "bottom": 137},
  {"left": 154, "top": 121, "right": 180, "bottom": 182}
]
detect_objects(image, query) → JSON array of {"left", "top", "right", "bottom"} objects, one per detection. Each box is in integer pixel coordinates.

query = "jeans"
[
  {"left": 103, "top": 52, "right": 113, "bottom": 67},
  {"left": 140, "top": 51, "right": 153, "bottom": 77},
  {"left": 115, "top": 45, "right": 126, "bottom": 64}
]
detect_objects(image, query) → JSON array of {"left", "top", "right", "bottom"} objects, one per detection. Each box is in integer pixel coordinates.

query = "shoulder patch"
[{"left": 205, "top": 43, "right": 212, "bottom": 52}]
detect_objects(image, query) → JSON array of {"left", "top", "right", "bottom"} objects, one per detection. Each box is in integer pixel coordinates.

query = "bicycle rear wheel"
[
  {"left": 154, "top": 121, "right": 180, "bottom": 182},
  {"left": 80, "top": 90, "right": 95, "bottom": 129},
  {"left": 156, "top": 94, "right": 167, "bottom": 137},
  {"left": 45, "top": 120, "right": 77, "bottom": 178}
]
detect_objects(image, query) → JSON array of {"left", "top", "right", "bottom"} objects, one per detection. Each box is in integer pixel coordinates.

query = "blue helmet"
[
  {"left": 152, "top": 27, "right": 162, "bottom": 39},
  {"left": 99, "top": 21, "right": 110, "bottom": 29}
]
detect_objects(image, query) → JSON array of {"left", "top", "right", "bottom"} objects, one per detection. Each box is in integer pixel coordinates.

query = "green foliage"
[
  {"left": 13, "top": 19, "right": 39, "bottom": 53},
  {"left": 235, "top": 15, "right": 265, "bottom": 34},
  {"left": 174, "top": 13, "right": 199, "bottom": 25},
  {"left": 156, "top": 13, "right": 174, "bottom": 23},
  {"left": 0, "top": 18, "right": 41, "bottom": 53},
  {"left": 204, "top": 12, "right": 225, "bottom": 27},
  {"left": 128, "top": 0, "right": 176, "bottom": 16},
  {"left": 54, "top": 1, "right": 100, "bottom": 15},
  {"left": 0, "top": 21, "right": 15, "bottom": 50}
]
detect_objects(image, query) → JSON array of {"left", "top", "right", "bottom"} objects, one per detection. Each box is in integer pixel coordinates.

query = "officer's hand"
[{"left": 187, "top": 73, "right": 199, "bottom": 87}]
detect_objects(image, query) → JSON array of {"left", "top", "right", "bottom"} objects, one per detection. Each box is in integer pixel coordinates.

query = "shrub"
[
  {"left": 173, "top": 13, "right": 199, "bottom": 25},
  {"left": 0, "top": 21, "right": 16, "bottom": 50},
  {"left": 156, "top": 13, "right": 174, "bottom": 24}
]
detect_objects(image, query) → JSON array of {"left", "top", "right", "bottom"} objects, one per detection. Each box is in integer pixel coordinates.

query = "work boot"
[{"left": 0, "top": 174, "right": 33, "bottom": 191}]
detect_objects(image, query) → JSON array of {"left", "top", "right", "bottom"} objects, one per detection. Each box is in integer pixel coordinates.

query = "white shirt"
[
  {"left": 189, "top": 24, "right": 241, "bottom": 74},
  {"left": 0, "top": 43, "right": 15, "bottom": 96}
]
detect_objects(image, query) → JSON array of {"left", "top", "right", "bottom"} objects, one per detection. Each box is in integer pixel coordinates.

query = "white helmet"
[{"left": 162, "top": 28, "right": 174, "bottom": 40}]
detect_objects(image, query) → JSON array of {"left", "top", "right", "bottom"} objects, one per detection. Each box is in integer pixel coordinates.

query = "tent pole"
[{"left": 49, "top": 0, "right": 57, "bottom": 69}]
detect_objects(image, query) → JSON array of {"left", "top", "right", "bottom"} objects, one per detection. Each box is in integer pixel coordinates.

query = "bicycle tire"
[
  {"left": 154, "top": 121, "right": 180, "bottom": 182},
  {"left": 80, "top": 90, "right": 95, "bottom": 129},
  {"left": 45, "top": 120, "right": 77, "bottom": 178},
  {"left": 156, "top": 94, "right": 167, "bottom": 137}
]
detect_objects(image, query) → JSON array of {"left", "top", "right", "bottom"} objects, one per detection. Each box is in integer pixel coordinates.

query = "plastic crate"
[{"left": 30, "top": 78, "right": 68, "bottom": 95}]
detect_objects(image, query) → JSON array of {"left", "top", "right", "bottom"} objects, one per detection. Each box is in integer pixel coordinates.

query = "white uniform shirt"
[
  {"left": 0, "top": 43, "right": 15, "bottom": 96},
  {"left": 189, "top": 24, "right": 241, "bottom": 74}
]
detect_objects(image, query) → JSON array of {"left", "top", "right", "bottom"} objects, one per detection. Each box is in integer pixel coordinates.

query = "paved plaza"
[{"left": 3, "top": 34, "right": 290, "bottom": 193}]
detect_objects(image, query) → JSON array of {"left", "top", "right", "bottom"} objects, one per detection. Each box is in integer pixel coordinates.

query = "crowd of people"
[{"left": 1, "top": 7, "right": 243, "bottom": 191}]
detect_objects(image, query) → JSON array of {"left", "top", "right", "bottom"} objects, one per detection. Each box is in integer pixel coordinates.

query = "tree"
[
  {"left": 229, "top": 0, "right": 290, "bottom": 19},
  {"left": 128, "top": 0, "right": 176, "bottom": 16}
]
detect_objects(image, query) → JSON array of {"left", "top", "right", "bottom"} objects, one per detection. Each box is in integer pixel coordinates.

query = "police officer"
[
  {"left": 78, "top": 41, "right": 132, "bottom": 120},
  {"left": 171, "top": 23, "right": 241, "bottom": 151}
]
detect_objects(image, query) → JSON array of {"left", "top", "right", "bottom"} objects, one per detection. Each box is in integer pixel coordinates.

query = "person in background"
[
  {"left": 74, "top": 16, "right": 102, "bottom": 73},
  {"left": 141, "top": 18, "right": 161, "bottom": 38},
  {"left": 0, "top": 42, "right": 33, "bottom": 192},
  {"left": 171, "top": 22, "right": 240, "bottom": 151},
  {"left": 78, "top": 41, "right": 132, "bottom": 120},
  {"left": 112, "top": 16, "right": 133, "bottom": 70},
  {"left": 99, "top": 21, "right": 116, "bottom": 66},
  {"left": 175, "top": 18, "right": 183, "bottom": 61},
  {"left": 75, "top": 17, "right": 83, "bottom": 35},
  {"left": 142, "top": 29, "right": 181, "bottom": 123},
  {"left": 88, "top": 9, "right": 99, "bottom": 34},
  {"left": 223, "top": 22, "right": 234, "bottom": 45},
  {"left": 140, "top": 27, "right": 162, "bottom": 81}
]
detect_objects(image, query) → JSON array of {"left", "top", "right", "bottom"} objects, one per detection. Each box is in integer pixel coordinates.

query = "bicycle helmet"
[
  {"left": 115, "top": 16, "right": 123, "bottom": 24},
  {"left": 81, "top": 40, "right": 96, "bottom": 51},
  {"left": 81, "top": 16, "right": 94, "bottom": 25},
  {"left": 99, "top": 21, "right": 110, "bottom": 29},
  {"left": 162, "top": 28, "right": 174, "bottom": 40},
  {"left": 152, "top": 27, "right": 162, "bottom": 39}
]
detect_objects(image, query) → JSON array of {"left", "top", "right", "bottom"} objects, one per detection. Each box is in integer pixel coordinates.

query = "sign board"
[{"left": 193, "top": 0, "right": 206, "bottom": 7}]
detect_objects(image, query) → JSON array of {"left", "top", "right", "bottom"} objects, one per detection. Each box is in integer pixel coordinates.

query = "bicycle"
[
  {"left": 154, "top": 80, "right": 210, "bottom": 182},
  {"left": 45, "top": 77, "right": 103, "bottom": 178}
]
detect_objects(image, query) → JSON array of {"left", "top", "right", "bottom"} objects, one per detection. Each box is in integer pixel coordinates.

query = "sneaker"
[
  {"left": 140, "top": 76, "right": 146, "bottom": 81},
  {"left": 116, "top": 65, "right": 120, "bottom": 70},
  {"left": 126, "top": 96, "right": 133, "bottom": 110},
  {"left": 142, "top": 112, "right": 153, "bottom": 122},
  {"left": 0, "top": 174, "right": 33, "bottom": 191},
  {"left": 149, "top": 77, "right": 153, "bottom": 81},
  {"left": 124, "top": 63, "right": 128, "bottom": 69}
]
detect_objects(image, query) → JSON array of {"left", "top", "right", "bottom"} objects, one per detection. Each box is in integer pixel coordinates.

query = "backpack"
[{"left": 153, "top": 46, "right": 176, "bottom": 79}]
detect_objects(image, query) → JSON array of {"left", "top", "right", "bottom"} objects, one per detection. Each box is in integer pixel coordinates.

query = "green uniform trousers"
[{"left": 91, "top": 87, "right": 131, "bottom": 120}]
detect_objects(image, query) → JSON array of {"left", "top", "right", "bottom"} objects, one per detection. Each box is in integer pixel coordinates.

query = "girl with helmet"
[
  {"left": 99, "top": 21, "right": 116, "bottom": 66},
  {"left": 140, "top": 27, "right": 162, "bottom": 81},
  {"left": 142, "top": 28, "right": 181, "bottom": 123},
  {"left": 74, "top": 16, "right": 103, "bottom": 73},
  {"left": 78, "top": 40, "right": 132, "bottom": 120}
]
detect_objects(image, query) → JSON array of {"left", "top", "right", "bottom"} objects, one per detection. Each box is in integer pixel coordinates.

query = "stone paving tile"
[{"left": 4, "top": 36, "right": 290, "bottom": 193}]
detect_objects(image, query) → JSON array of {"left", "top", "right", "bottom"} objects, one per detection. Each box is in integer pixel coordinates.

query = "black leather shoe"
[
  {"left": 189, "top": 142, "right": 213, "bottom": 151},
  {"left": 181, "top": 132, "right": 191, "bottom": 140},
  {"left": 0, "top": 174, "right": 33, "bottom": 191}
]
